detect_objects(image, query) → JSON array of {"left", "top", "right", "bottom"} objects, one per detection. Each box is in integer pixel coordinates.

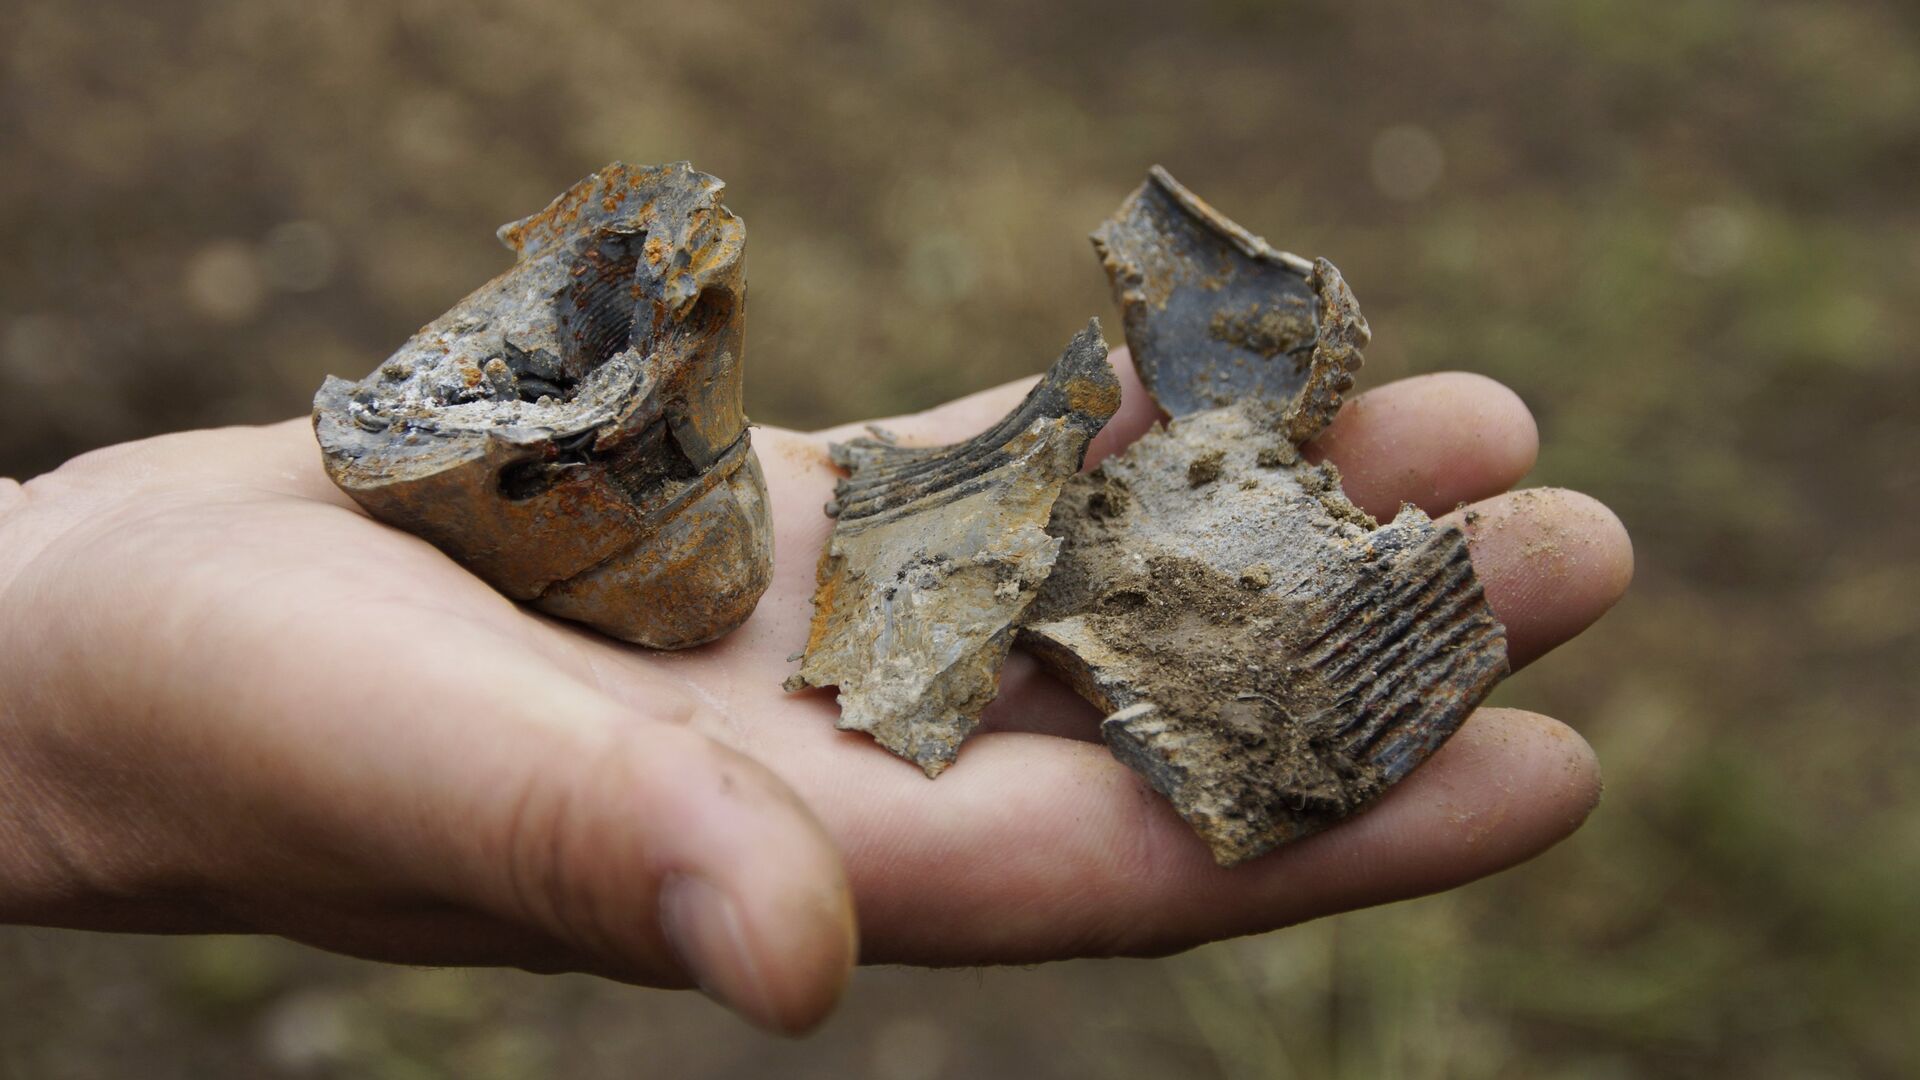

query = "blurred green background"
[{"left": 2, "top": 0, "right": 1916, "bottom": 1076}]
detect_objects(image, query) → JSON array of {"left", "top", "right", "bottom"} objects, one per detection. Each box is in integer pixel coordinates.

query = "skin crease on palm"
[{"left": 0, "top": 347, "right": 1632, "bottom": 1035}]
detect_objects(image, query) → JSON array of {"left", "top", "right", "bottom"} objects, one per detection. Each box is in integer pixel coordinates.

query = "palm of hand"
[{"left": 0, "top": 355, "right": 1630, "bottom": 1032}]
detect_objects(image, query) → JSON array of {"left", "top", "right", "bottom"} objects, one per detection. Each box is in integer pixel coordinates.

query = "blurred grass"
[{"left": 2, "top": 0, "right": 1917, "bottom": 1076}]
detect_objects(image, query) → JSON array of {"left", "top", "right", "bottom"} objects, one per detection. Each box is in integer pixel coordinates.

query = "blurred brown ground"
[{"left": 2, "top": 1, "right": 1917, "bottom": 1077}]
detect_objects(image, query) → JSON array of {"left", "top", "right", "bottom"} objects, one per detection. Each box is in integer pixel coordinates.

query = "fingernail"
[{"left": 658, "top": 873, "right": 781, "bottom": 1032}]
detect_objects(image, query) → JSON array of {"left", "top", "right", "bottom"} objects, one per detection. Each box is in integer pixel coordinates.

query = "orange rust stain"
[
  {"left": 801, "top": 564, "right": 840, "bottom": 653},
  {"left": 776, "top": 438, "right": 835, "bottom": 471},
  {"left": 1063, "top": 372, "right": 1123, "bottom": 419}
]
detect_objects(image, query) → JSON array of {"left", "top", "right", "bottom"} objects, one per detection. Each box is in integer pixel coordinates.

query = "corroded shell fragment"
[
  {"left": 313, "top": 162, "right": 771, "bottom": 648},
  {"left": 1093, "top": 165, "right": 1364, "bottom": 438},
  {"left": 786, "top": 323, "right": 1121, "bottom": 776},
  {"left": 1023, "top": 168, "right": 1510, "bottom": 865}
]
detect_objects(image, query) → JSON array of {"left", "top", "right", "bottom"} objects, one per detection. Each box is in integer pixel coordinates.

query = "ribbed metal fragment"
[
  {"left": 786, "top": 322, "right": 1121, "bottom": 776},
  {"left": 1018, "top": 169, "right": 1509, "bottom": 865}
]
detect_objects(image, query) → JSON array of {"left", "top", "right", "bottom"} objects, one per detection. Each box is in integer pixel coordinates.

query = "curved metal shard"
[
  {"left": 1093, "top": 165, "right": 1369, "bottom": 437},
  {"left": 787, "top": 322, "right": 1121, "bottom": 776},
  {"left": 313, "top": 162, "right": 771, "bottom": 648},
  {"left": 1021, "top": 170, "right": 1508, "bottom": 865}
]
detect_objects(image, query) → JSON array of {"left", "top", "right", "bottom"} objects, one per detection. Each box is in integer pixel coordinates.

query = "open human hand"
[{"left": 0, "top": 350, "right": 1630, "bottom": 1033}]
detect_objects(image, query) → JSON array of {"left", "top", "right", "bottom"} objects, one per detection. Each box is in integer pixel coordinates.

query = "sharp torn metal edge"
[
  {"left": 1091, "top": 165, "right": 1366, "bottom": 443},
  {"left": 1021, "top": 167, "right": 1511, "bottom": 865},
  {"left": 785, "top": 322, "right": 1121, "bottom": 776},
  {"left": 313, "top": 162, "right": 772, "bottom": 649}
]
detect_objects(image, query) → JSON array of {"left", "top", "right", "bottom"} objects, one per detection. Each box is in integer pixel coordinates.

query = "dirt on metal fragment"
[
  {"left": 1024, "top": 401, "right": 1508, "bottom": 865},
  {"left": 1021, "top": 168, "right": 1510, "bottom": 865},
  {"left": 786, "top": 322, "right": 1121, "bottom": 776},
  {"left": 313, "top": 162, "right": 771, "bottom": 648}
]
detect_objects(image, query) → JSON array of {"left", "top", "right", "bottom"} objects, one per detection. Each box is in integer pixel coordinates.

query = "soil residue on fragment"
[
  {"left": 1187, "top": 450, "right": 1226, "bottom": 487},
  {"left": 1023, "top": 397, "right": 1506, "bottom": 863},
  {"left": 1209, "top": 301, "right": 1317, "bottom": 365}
]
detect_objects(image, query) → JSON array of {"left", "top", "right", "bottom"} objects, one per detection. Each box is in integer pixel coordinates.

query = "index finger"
[
  {"left": 813, "top": 345, "right": 1159, "bottom": 469},
  {"left": 819, "top": 356, "right": 1540, "bottom": 521}
]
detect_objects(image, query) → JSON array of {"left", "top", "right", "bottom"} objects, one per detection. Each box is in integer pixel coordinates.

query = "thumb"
[
  {"left": 438, "top": 675, "right": 860, "bottom": 1034},
  {"left": 260, "top": 648, "right": 861, "bottom": 1036}
]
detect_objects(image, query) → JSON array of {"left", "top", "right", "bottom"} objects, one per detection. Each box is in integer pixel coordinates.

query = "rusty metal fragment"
[
  {"left": 1021, "top": 168, "right": 1510, "bottom": 865},
  {"left": 313, "top": 162, "right": 770, "bottom": 648},
  {"left": 786, "top": 322, "right": 1121, "bottom": 776}
]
